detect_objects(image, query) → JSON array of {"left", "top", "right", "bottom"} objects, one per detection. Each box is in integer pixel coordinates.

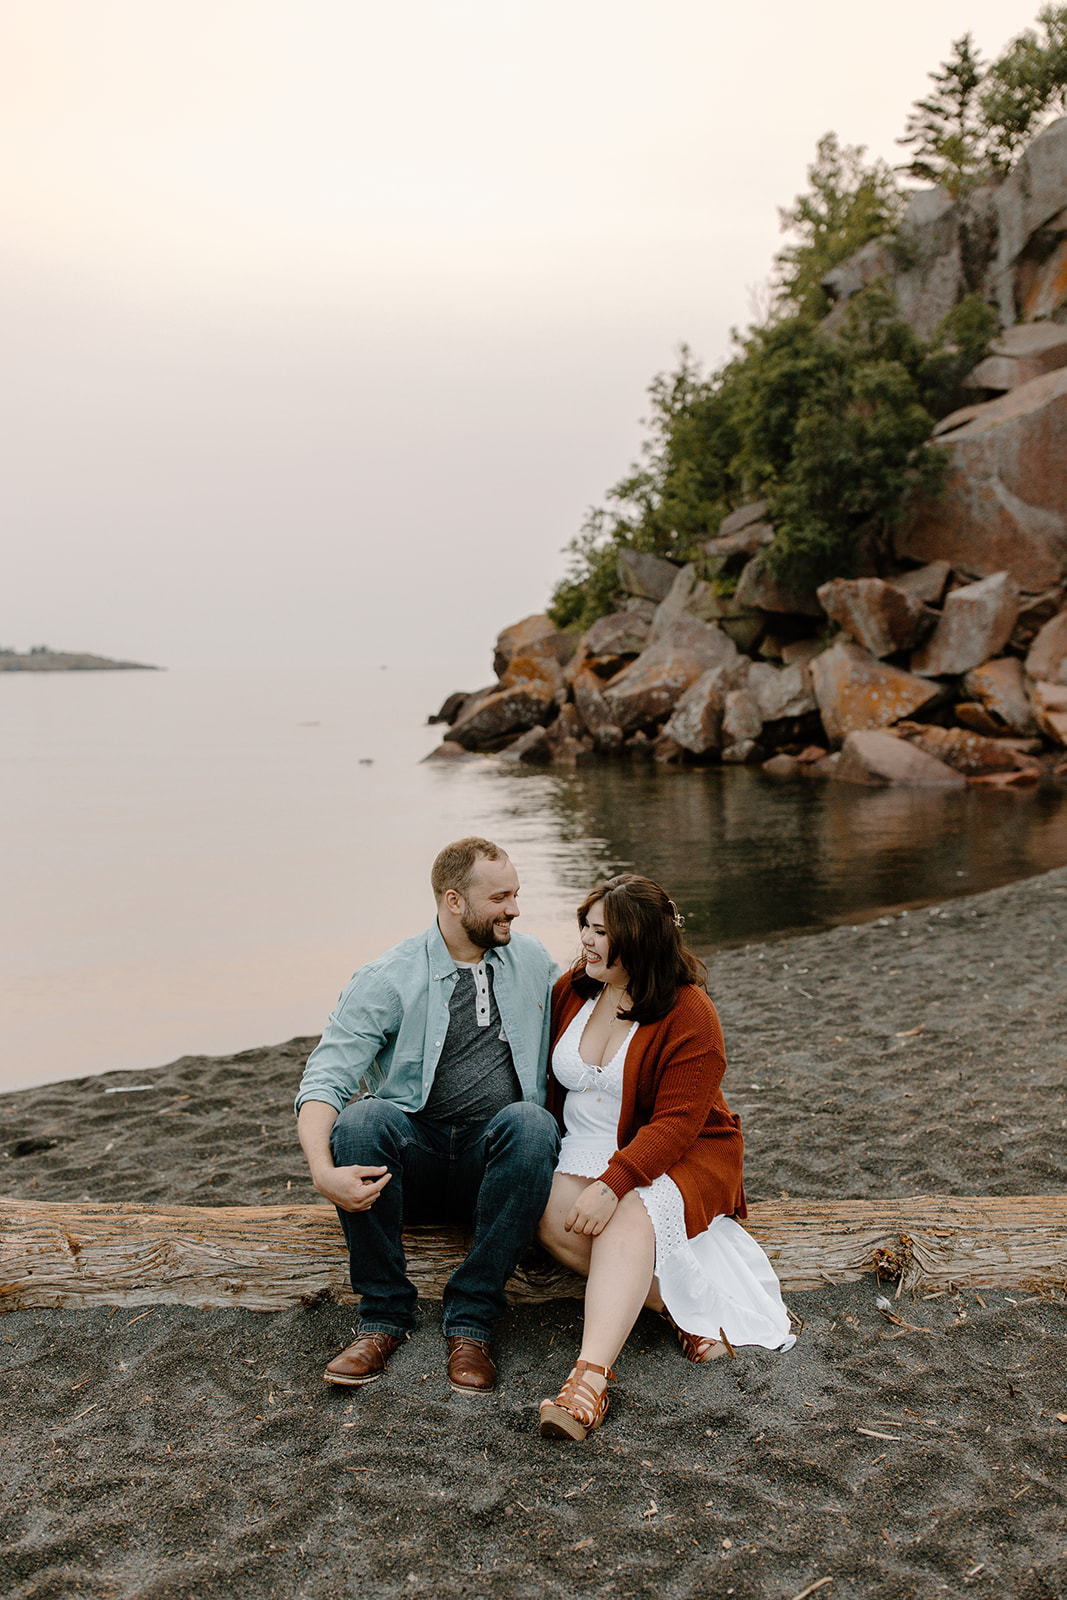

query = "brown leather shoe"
[
  {"left": 446, "top": 1335, "right": 497, "bottom": 1393},
  {"left": 324, "top": 1331, "right": 404, "bottom": 1386}
]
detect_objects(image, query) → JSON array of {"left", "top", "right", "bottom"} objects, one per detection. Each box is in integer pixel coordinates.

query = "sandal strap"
[{"left": 555, "top": 1360, "right": 617, "bottom": 1428}]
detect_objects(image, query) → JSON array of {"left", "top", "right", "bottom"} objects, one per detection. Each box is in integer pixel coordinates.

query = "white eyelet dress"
[{"left": 553, "top": 997, "right": 794, "bottom": 1353}]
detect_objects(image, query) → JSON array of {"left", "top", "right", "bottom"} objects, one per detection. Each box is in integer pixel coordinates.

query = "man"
[{"left": 296, "top": 837, "right": 560, "bottom": 1393}]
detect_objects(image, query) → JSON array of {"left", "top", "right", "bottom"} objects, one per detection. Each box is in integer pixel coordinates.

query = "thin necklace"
[{"left": 604, "top": 983, "right": 629, "bottom": 1025}]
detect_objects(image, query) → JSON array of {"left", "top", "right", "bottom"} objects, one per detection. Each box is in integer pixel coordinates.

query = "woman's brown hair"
[{"left": 570, "top": 873, "right": 706, "bottom": 1023}]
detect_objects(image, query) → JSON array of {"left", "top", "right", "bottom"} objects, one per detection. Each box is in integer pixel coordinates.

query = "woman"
[{"left": 537, "top": 874, "right": 793, "bottom": 1442}]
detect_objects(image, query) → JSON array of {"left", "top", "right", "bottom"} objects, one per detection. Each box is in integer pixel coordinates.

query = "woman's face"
[{"left": 580, "top": 899, "right": 629, "bottom": 989}]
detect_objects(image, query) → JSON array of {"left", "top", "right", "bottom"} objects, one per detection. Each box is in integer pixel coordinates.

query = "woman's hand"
[{"left": 564, "top": 1181, "right": 619, "bottom": 1236}]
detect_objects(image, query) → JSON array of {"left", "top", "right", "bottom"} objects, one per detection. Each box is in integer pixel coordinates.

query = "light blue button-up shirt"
[{"left": 295, "top": 921, "right": 559, "bottom": 1117}]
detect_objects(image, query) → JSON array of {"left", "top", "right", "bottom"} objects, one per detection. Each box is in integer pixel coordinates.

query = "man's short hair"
[{"left": 431, "top": 837, "right": 505, "bottom": 902}]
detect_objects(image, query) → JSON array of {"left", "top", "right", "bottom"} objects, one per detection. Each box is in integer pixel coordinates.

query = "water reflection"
[{"left": 465, "top": 764, "right": 1067, "bottom": 949}]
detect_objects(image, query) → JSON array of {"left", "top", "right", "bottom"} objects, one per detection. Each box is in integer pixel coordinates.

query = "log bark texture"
[{"left": 2, "top": 1194, "right": 1065, "bottom": 1313}]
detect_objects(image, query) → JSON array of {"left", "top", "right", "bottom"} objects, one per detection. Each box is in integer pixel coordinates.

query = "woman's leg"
[
  {"left": 538, "top": 1173, "right": 594, "bottom": 1275},
  {"left": 577, "top": 1192, "right": 656, "bottom": 1385}
]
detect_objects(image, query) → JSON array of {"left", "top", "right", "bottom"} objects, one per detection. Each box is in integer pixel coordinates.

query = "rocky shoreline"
[{"left": 429, "top": 120, "right": 1067, "bottom": 792}]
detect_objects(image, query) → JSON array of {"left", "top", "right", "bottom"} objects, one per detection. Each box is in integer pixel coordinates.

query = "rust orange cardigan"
[{"left": 548, "top": 971, "right": 746, "bottom": 1236}]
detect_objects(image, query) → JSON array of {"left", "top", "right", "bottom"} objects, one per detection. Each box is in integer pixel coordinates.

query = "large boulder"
[
  {"left": 662, "top": 660, "right": 750, "bottom": 755},
  {"left": 703, "top": 508, "right": 775, "bottom": 575},
  {"left": 571, "top": 666, "right": 625, "bottom": 754},
  {"left": 911, "top": 572, "right": 1018, "bottom": 677},
  {"left": 897, "top": 369, "right": 1067, "bottom": 592},
  {"left": 617, "top": 549, "right": 679, "bottom": 602},
  {"left": 892, "top": 722, "right": 1026, "bottom": 776},
  {"left": 564, "top": 611, "right": 651, "bottom": 684},
  {"left": 1025, "top": 610, "right": 1067, "bottom": 684},
  {"left": 492, "top": 615, "right": 573, "bottom": 679},
  {"left": 816, "top": 577, "right": 934, "bottom": 658},
  {"left": 890, "top": 560, "right": 952, "bottom": 605},
  {"left": 747, "top": 660, "right": 816, "bottom": 721},
  {"left": 833, "top": 729, "right": 966, "bottom": 788},
  {"left": 961, "top": 657, "right": 1039, "bottom": 735},
  {"left": 809, "top": 640, "right": 940, "bottom": 746},
  {"left": 444, "top": 666, "right": 557, "bottom": 750},
  {"left": 990, "top": 117, "right": 1067, "bottom": 325},
  {"left": 734, "top": 550, "right": 822, "bottom": 617},
  {"left": 966, "top": 323, "right": 1067, "bottom": 394},
  {"left": 1031, "top": 680, "right": 1067, "bottom": 746},
  {"left": 603, "top": 630, "right": 735, "bottom": 733}
]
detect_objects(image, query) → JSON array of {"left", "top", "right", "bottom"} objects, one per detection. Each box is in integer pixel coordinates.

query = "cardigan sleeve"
[{"left": 597, "top": 991, "right": 728, "bottom": 1202}]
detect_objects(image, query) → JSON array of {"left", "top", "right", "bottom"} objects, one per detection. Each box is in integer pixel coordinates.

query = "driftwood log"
[{"left": 2, "top": 1195, "right": 1065, "bottom": 1313}]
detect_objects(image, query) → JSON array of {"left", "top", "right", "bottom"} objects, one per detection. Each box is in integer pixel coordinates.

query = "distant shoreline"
[{"left": 0, "top": 649, "right": 160, "bottom": 672}]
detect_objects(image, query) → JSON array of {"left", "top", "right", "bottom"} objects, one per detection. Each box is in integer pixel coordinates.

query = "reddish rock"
[
  {"left": 795, "top": 745, "right": 829, "bottom": 764},
  {"left": 428, "top": 689, "right": 473, "bottom": 726},
  {"left": 991, "top": 118, "right": 1067, "bottom": 324},
  {"left": 497, "top": 726, "right": 553, "bottom": 764},
  {"left": 722, "top": 688, "right": 763, "bottom": 749},
  {"left": 703, "top": 509, "right": 774, "bottom": 574},
  {"left": 970, "top": 766, "right": 1040, "bottom": 787},
  {"left": 816, "top": 577, "right": 934, "bottom": 658},
  {"left": 571, "top": 666, "right": 625, "bottom": 754},
  {"left": 966, "top": 323, "right": 1067, "bottom": 393},
  {"left": 892, "top": 721, "right": 1025, "bottom": 776},
  {"left": 1025, "top": 610, "right": 1067, "bottom": 684},
  {"left": 762, "top": 753, "right": 799, "bottom": 777},
  {"left": 603, "top": 640, "right": 725, "bottom": 732},
  {"left": 955, "top": 703, "right": 1005, "bottom": 737},
  {"left": 493, "top": 615, "right": 573, "bottom": 678},
  {"left": 662, "top": 662, "right": 746, "bottom": 755},
  {"left": 1031, "top": 680, "right": 1067, "bottom": 746},
  {"left": 809, "top": 640, "right": 940, "bottom": 747},
  {"left": 445, "top": 674, "right": 557, "bottom": 749},
  {"left": 734, "top": 551, "right": 822, "bottom": 616},
  {"left": 1011, "top": 587, "right": 1065, "bottom": 651},
  {"left": 898, "top": 370, "right": 1067, "bottom": 593},
  {"left": 780, "top": 637, "right": 826, "bottom": 669},
  {"left": 501, "top": 651, "right": 564, "bottom": 702},
  {"left": 652, "top": 733, "right": 686, "bottom": 764},
  {"left": 889, "top": 561, "right": 952, "bottom": 605},
  {"left": 833, "top": 730, "right": 966, "bottom": 788},
  {"left": 721, "top": 738, "right": 765, "bottom": 765},
  {"left": 718, "top": 501, "right": 771, "bottom": 538},
  {"left": 582, "top": 609, "right": 651, "bottom": 664},
  {"left": 617, "top": 548, "right": 679, "bottom": 601},
  {"left": 961, "top": 657, "right": 1038, "bottom": 735},
  {"left": 747, "top": 661, "right": 816, "bottom": 722},
  {"left": 911, "top": 572, "right": 1019, "bottom": 677}
]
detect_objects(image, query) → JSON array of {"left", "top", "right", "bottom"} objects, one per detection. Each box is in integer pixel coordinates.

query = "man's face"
[{"left": 457, "top": 855, "right": 521, "bottom": 950}]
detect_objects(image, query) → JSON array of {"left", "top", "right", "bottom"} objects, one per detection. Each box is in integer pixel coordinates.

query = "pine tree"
[{"left": 898, "top": 34, "right": 985, "bottom": 194}]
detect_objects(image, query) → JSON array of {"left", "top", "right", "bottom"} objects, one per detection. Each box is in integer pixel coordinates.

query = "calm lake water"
[{"left": 4, "top": 661, "right": 1067, "bottom": 1092}]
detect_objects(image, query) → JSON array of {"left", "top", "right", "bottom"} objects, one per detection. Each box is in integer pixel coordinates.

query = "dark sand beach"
[{"left": 2, "top": 869, "right": 1066, "bottom": 1599}]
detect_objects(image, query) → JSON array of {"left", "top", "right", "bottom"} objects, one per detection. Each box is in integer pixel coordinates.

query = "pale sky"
[{"left": 1, "top": 1, "right": 1049, "bottom": 683}]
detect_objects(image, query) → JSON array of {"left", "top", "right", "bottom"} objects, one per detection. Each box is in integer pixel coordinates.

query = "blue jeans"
[{"left": 329, "top": 1097, "right": 561, "bottom": 1342}]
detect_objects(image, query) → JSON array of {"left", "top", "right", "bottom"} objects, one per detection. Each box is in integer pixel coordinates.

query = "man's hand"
[
  {"left": 297, "top": 1099, "right": 391, "bottom": 1213},
  {"left": 564, "top": 1181, "right": 619, "bottom": 1237},
  {"left": 315, "top": 1163, "right": 391, "bottom": 1214}
]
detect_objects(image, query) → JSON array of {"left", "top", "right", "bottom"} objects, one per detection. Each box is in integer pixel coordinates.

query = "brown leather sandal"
[
  {"left": 665, "top": 1312, "right": 734, "bottom": 1364},
  {"left": 539, "top": 1360, "right": 616, "bottom": 1441}
]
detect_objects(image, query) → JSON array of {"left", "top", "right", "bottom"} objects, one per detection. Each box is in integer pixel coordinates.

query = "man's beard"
[{"left": 462, "top": 909, "right": 514, "bottom": 949}]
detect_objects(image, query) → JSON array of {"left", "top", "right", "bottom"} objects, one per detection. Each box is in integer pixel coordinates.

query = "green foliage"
[
  {"left": 981, "top": 5, "right": 1067, "bottom": 169},
  {"left": 774, "top": 134, "right": 904, "bottom": 318},
  {"left": 766, "top": 287, "right": 942, "bottom": 589},
  {"left": 898, "top": 33, "right": 986, "bottom": 194},
  {"left": 918, "top": 294, "right": 1000, "bottom": 418}
]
